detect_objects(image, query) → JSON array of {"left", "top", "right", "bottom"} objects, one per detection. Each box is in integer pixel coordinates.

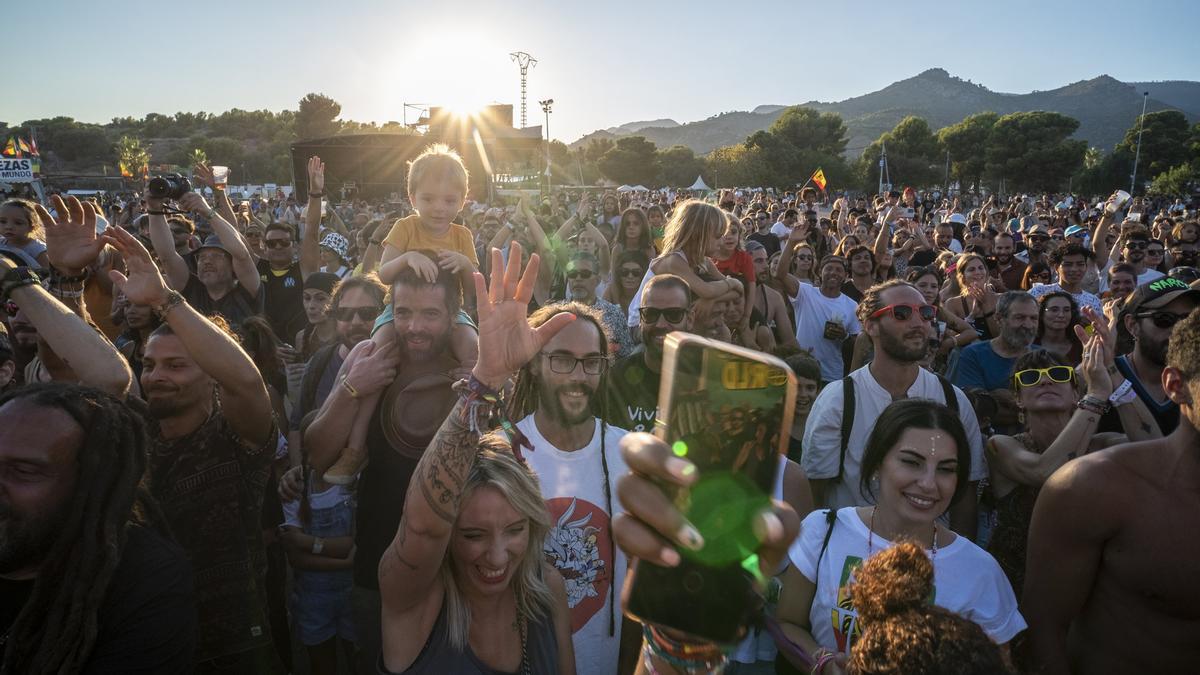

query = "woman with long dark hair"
[
  {"left": 603, "top": 249, "right": 649, "bottom": 317},
  {"left": 610, "top": 207, "right": 655, "bottom": 285},
  {"left": 1033, "top": 291, "right": 1083, "bottom": 365}
]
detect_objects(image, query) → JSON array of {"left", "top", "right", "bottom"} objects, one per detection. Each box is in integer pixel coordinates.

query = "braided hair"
[
  {"left": 506, "top": 302, "right": 620, "bottom": 636},
  {"left": 0, "top": 383, "right": 169, "bottom": 675}
]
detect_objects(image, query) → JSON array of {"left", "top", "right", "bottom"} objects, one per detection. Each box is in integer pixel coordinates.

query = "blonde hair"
[
  {"left": 440, "top": 438, "right": 554, "bottom": 650},
  {"left": 407, "top": 143, "right": 469, "bottom": 197},
  {"left": 661, "top": 200, "right": 724, "bottom": 268}
]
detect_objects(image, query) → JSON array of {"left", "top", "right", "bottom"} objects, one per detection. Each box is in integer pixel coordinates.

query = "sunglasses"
[
  {"left": 619, "top": 267, "right": 644, "bottom": 278},
  {"left": 870, "top": 303, "right": 936, "bottom": 322},
  {"left": 1125, "top": 241, "right": 1148, "bottom": 250},
  {"left": 1135, "top": 311, "right": 1190, "bottom": 330},
  {"left": 2, "top": 300, "right": 17, "bottom": 315},
  {"left": 1029, "top": 235, "right": 1050, "bottom": 242},
  {"left": 566, "top": 269, "right": 595, "bottom": 280},
  {"left": 1014, "top": 366, "right": 1075, "bottom": 387},
  {"left": 639, "top": 307, "right": 688, "bottom": 324},
  {"left": 542, "top": 353, "right": 607, "bottom": 375},
  {"left": 333, "top": 306, "right": 377, "bottom": 322},
  {"left": 795, "top": 254, "right": 814, "bottom": 261},
  {"left": 265, "top": 239, "right": 293, "bottom": 249},
  {"left": 1146, "top": 249, "right": 1164, "bottom": 256}
]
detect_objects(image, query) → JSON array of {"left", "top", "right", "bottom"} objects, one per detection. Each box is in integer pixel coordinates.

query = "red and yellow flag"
[
  {"left": 810, "top": 168, "right": 827, "bottom": 191},
  {"left": 2, "top": 137, "right": 18, "bottom": 158}
]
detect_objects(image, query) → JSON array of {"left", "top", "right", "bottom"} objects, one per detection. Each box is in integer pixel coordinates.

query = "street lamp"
[
  {"left": 1130, "top": 92, "right": 1149, "bottom": 195},
  {"left": 539, "top": 99, "right": 554, "bottom": 192}
]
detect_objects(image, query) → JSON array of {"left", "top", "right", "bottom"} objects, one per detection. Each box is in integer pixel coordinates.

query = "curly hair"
[
  {"left": 847, "top": 542, "right": 1012, "bottom": 675},
  {"left": 0, "top": 198, "right": 44, "bottom": 240}
]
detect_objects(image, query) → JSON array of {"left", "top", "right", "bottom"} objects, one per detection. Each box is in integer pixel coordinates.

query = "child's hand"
[
  {"left": 438, "top": 250, "right": 472, "bottom": 274},
  {"left": 401, "top": 251, "right": 440, "bottom": 282}
]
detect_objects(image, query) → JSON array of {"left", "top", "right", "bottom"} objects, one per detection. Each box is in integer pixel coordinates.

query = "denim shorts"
[{"left": 291, "top": 579, "right": 356, "bottom": 646}]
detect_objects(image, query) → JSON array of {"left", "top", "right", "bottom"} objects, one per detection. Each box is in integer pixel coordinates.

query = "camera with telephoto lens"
[{"left": 147, "top": 173, "right": 192, "bottom": 200}]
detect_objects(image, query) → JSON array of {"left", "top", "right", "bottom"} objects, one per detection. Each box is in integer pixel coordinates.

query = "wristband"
[
  {"left": 1077, "top": 395, "right": 1110, "bottom": 415},
  {"left": 308, "top": 191, "right": 324, "bottom": 198},
  {"left": 311, "top": 537, "right": 324, "bottom": 555},
  {"left": 152, "top": 289, "right": 185, "bottom": 320},
  {"left": 1108, "top": 379, "right": 1136, "bottom": 405}
]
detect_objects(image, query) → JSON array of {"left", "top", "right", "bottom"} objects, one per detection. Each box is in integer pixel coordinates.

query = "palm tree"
[{"left": 116, "top": 136, "right": 150, "bottom": 180}]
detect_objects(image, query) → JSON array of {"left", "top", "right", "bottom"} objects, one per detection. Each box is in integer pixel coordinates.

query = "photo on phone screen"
[{"left": 622, "top": 333, "right": 795, "bottom": 643}]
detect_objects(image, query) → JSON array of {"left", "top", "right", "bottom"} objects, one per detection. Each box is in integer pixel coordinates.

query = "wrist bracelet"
[
  {"left": 1, "top": 267, "right": 42, "bottom": 301},
  {"left": 1107, "top": 379, "right": 1133, "bottom": 404},
  {"left": 152, "top": 289, "right": 185, "bottom": 320},
  {"left": 340, "top": 375, "right": 361, "bottom": 399},
  {"left": 1077, "top": 395, "right": 1110, "bottom": 415},
  {"left": 50, "top": 268, "right": 90, "bottom": 284},
  {"left": 311, "top": 537, "right": 325, "bottom": 555}
]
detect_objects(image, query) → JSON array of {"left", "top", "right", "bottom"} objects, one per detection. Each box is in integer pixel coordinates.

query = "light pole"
[
  {"left": 539, "top": 99, "right": 553, "bottom": 193},
  {"left": 1130, "top": 91, "right": 1149, "bottom": 195}
]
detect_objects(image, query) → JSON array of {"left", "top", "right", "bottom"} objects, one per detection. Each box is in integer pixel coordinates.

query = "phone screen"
[{"left": 623, "top": 334, "right": 795, "bottom": 643}]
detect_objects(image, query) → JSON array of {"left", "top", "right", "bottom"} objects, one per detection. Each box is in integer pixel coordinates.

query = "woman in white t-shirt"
[{"left": 775, "top": 399, "right": 1025, "bottom": 674}]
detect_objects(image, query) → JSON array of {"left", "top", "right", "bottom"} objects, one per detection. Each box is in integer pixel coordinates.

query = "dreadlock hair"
[
  {"left": 505, "top": 302, "right": 621, "bottom": 636},
  {"left": 847, "top": 542, "right": 1011, "bottom": 675},
  {"left": 0, "top": 383, "right": 169, "bottom": 675}
]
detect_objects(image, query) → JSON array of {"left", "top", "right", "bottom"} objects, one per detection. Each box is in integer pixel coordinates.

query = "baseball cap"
[
  {"left": 947, "top": 213, "right": 968, "bottom": 225},
  {"left": 1123, "top": 277, "right": 1200, "bottom": 315},
  {"left": 1064, "top": 225, "right": 1086, "bottom": 238}
]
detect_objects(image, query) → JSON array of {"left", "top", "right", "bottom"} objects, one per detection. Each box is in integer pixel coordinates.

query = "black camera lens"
[{"left": 147, "top": 173, "right": 192, "bottom": 200}]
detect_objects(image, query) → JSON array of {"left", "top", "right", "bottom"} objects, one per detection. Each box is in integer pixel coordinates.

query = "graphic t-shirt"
[
  {"left": 257, "top": 259, "right": 306, "bottom": 342},
  {"left": 516, "top": 415, "right": 631, "bottom": 675},
  {"left": 789, "top": 508, "right": 1025, "bottom": 654},
  {"left": 605, "top": 349, "right": 661, "bottom": 433}
]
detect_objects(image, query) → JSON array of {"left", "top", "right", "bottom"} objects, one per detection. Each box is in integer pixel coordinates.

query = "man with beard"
[
  {"left": 993, "top": 232, "right": 1027, "bottom": 292},
  {"left": 303, "top": 256, "right": 464, "bottom": 675},
  {"left": 952, "top": 291, "right": 1040, "bottom": 434},
  {"left": 778, "top": 231, "right": 860, "bottom": 382},
  {"left": 148, "top": 190, "right": 263, "bottom": 332},
  {"left": 1107, "top": 278, "right": 1200, "bottom": 435},
  {"left": 606, "top": 274, "right": 694, "bottom": 433},
  {"left": 286, "top": 274, "right": 387, "bottom": 466},
  {"left": 561, "top": 251, "right": 633, "bottom": 357},
  {"left": 0, "top": 383, "right": 195, "bottom": 673},
  {"left": 101, "top": 225, "right": 281, "bottom": 673},
  {"left": 1028, "top": 244, "right": 1103, "bottom": 313},
  {"left": 1016, "top": 222, "right": 1053, "bottom": 272},
  {"left": 509, "top": 302, "right": 631, "bottom": 675},
  {"left": 747, "top": 241, "right": 798, "bottom": 350},
  {"left": 802, "top": 280, "right": 985, "bottom": 537},
  {"left": 1097, "top": 229, "right": 1165, "bottom": 293},
  {"left": 1023, "top": 309, "right": 1200, "bottom": 674}
]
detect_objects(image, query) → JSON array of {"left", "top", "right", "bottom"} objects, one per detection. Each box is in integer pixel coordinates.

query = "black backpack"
[{"left": 835, "top": 373, "right": 959, "bottom": 480}]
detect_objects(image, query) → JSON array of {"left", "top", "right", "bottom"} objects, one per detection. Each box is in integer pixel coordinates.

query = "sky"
[{"left": 7, "top": 0, "right": 1199, "bottom": 143}]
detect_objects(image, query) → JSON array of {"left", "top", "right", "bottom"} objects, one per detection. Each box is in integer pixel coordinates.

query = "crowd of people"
[{"left": 1, "top": 144, "right": 1199, "bottom": 675}]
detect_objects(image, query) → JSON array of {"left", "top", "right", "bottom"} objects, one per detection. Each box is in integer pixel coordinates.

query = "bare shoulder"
[{"left": 1044, "top": 439, "right": 1165, "bottom": 499}]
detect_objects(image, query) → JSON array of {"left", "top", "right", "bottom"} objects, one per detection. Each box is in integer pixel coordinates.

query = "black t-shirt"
[
  {"left": 0, "top": 524, "right": 196, "bottom": 674},
  {"left": 840, "top": 280, "right": 864, "bottom": 303},
  {"left": 258, "top": 259, "right": 306, "bottom": 343},
  {"left": 605, "top": 349, "right": 661, "bottom": 433},
  {"left": 182, "top": 274, "right": 265, "bottom": 333},
  {"left": 747, "top": 231, "right": 781, "bottom": 257},
  {"left": 908, "top": 249, "right": 938, "bottom": 268}
]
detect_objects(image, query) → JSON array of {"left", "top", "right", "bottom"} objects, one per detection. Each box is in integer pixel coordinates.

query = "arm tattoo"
[
  {"left": 415, "top": 397, "right": 491, "bottom": 524},
  {"left": 388, "top": 513, "right": 420, "bottom": 571}
]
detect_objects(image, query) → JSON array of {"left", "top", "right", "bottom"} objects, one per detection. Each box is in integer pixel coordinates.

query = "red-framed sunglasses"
[{"left": 870, "top": 303, "right": 936, "bottom": 322}]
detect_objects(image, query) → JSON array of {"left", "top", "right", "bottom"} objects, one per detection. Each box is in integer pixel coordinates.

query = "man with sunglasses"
[
  {"left": 562, "top": 252, "right": 632, "bottom": 358},
  {"left": 258, "top": 218, "right": 320, "bottom": 344},
  {"left": 803, "top": 279, "right": 986, "bottom": 538},
  {"left": 751, "top": 209, "right": 785, "bottom": 256},
  {"left": 1094, "top": 219, "right": 1165, "bottom": 293},
  {"left": 1111, "top": 277, "right": 1200, "bottom": 435},
  {"left": 606, "top": 274, "right": 694, "bottom": 433},
  {"left": 1024, "top": 309, "right": 1200, "bottom": 674}
]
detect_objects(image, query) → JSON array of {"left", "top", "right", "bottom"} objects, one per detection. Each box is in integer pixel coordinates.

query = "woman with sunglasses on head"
[
  {"left": 986, "top": 317, "right": 1159, "bottom": 597},
  {"left": 1020, "top": 261, "right": 1052, "bottom": 290},
  {"left": 775, "top": 399, "right": 1024, "bottom": 675},
  {"left": 1033, "top": 291, "right": 1084, "bottom": 366}
]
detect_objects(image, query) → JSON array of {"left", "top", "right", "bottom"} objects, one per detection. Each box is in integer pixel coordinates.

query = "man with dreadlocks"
[
  {"left": 101, "top": 225, "right": 281, "bottom": 674},
  {"left": 509, "top": 301, "right": 632, "bottom": 675},
  {"left": 0, "top": 383, "right": 195, "bottom": 675}
]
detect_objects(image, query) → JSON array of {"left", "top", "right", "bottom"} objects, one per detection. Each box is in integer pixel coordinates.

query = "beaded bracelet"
[
  {"left": 1077, "top": 395, "right": 1110, "bottom": 415},
  {"left": 811, "top": 651, "right": 838, "bottom": 675},
  {"left": 642, "top": 625, "right": 728, "bottom": 674}
]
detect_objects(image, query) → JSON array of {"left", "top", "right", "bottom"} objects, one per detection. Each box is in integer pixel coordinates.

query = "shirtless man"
[{"left": 1022, "top": 307, "right": 1200, "bottom": 673}]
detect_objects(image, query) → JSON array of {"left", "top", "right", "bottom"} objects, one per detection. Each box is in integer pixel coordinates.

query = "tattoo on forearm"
[
  {"left": 389, "top": 513, "right": 420, "bottom": 571},
  {"left": 415, "top": 397, "right": 488, "bottom": 524}
]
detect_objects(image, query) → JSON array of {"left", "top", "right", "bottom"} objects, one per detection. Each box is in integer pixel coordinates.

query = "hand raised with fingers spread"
[
  {"left": 36, "top": 195, "right": 105, "bottom": 275},
  {"left": 100, "top": 223, "right": 170, "bottom": 307},
  {"left": 308, "top": 156, "right": 325, "bottom": 195},
  {"left": 470, "top": 242, "right": 575, "bottom": 389}
]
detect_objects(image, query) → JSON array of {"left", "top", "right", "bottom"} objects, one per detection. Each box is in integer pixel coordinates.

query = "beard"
[
  {"left": 879, "top": 327, "right": 930, "bottom": 363},
  {"left": 0, "top": 498, "right": 69, "bottom": 575},
  {"left": 397, "top": 326, "right": 450, "bottom": 362},
  {"left": 1001, "top": 325, "right": 1038, "bottom": 351},
  {"left": 145, "top": 389, "right": 192, "bottom": 419},
  {"left": 1138, "top": 331, "right": 1171, "bottom": 367},
  {"left": 538, "top": 381, "right": 596, "bottom": 426}
]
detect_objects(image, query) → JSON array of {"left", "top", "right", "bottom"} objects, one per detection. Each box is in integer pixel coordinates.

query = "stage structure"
[{"left": 290, "top": 104, "right": 543, "bottom": 201}]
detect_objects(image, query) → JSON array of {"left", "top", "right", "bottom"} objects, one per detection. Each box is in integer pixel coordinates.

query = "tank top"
[
  {"left": 987, "top": 433, "right": 1040, "bottom": 597},
  {"left": 380, "top": 599, "right": 559, "bottom": 675}
]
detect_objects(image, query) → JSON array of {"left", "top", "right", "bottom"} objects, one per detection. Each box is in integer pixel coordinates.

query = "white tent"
[
  {"left": 688, "top": 175, "right": 710, "bottom": 191},
  {"left": 632, "top": 185, "right": 650, "bottom": 192},
  {"left": 616, "top": 184, "right": 634, "bottom": 193}
]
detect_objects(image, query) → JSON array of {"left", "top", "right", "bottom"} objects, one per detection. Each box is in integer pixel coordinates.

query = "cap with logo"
[{"left": 1122, "top": 277, "right": 1200, "bottom": 316}]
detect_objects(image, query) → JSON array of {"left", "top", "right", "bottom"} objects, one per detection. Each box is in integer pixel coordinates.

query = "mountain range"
[{"left": 572, "top": 69, "right": 1200, "bottom": 159}]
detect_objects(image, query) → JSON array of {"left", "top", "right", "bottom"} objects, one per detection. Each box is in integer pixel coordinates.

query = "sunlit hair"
[
  {"left": 441, "top": 437, "right": 554, "bottom": 650},
  {"left": 0, "top": 198, "right": 44, "bottom": 240},
  {"left": 847, "top": 542, "right": 1011, "bottom": 675},
  {"left": 954, "top": 253, "right": 988, "bottom": 288},
  {"left": 904, "top": 266, "right": 944, "bottom": 308},
  {"left": 661, "top": 200, "right": 724, "bottom": 268},
  {"left": 792, "top": 243, "right": 818, "bottom": 282},
  {"left": 1167, "top": 309, "right": 1200, "bottom": 381},
  {"left": 407, "top": 143, "right": 469, "bottom": 197},
  {"left": 330, "top": 273, "right": 387, "bottom": 311},
  {"left": 618, "top": 207, "right": 651, "bottom": 251},
  {"left": 723, "top": 211, "right": 745, "bottom": 252}
]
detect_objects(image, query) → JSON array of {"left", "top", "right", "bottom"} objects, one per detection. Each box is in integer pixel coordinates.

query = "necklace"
[{"left": 867, "top": 506, "right": 938, "bottom": 560}]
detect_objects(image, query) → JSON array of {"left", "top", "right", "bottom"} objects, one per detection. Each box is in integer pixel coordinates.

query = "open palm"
[
  {"left": 471, "top": 242, "right": 574, "bottom": 388},
  {"left": 35, "top": 195, "right": 105, "bottom": 274},
  {"left": 100, "top": 225, "right": 171, "bottom": 307}
]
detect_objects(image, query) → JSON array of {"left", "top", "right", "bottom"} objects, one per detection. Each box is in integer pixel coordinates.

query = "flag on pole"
[
  {"left": 28, "top": 137, "right": 39, "bottom": 156},
  {"left": 810, "top": 168, "right": 827, "bottom": 191},
  {"left": 2, "top": 137, "right": 18, "bottom": 158},
  {"left": 16, "top": 138, "right": 31, "bottom": 155}
]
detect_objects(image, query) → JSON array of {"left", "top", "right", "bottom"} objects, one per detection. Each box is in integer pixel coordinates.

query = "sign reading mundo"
[{"left": 0, "top": 158, "right": 37, "bottom": 182}]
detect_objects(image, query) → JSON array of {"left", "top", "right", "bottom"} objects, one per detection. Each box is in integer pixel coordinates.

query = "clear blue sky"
[{"left": 6, "top": 0, "right": 1198, "bottom": 142}]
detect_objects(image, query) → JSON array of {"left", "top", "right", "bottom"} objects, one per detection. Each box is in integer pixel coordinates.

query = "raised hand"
[
  {"left": 35, "top": 195, "right": 106, "bottom": 274},
  {"left": 1079, "top": 332, "right": 1113, "bottom": 399},
  {"left": 177, "top": 191, "right": 211, "bottom": 215},
  {"left": 192, "top": 162, "right": 217, "bottom": 189},
  {"left": 437, "top": 250, "right": 471, "bottom": 274},
  {"left": 401, "top": 251, "right": 441, "bottom": 283},
  {"left": 308, "top": 156, "right": 325, "bottom": 195},
  {"left": 101, "top": 223, "right": 170, "bottom": 307},
  {"left": 470, "top": 242, "right": 575, "bottom": 389}
]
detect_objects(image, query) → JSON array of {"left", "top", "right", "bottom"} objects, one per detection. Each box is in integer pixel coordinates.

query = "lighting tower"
[{"left": 510, "top": 51, "right": 537, "bottom": 128}]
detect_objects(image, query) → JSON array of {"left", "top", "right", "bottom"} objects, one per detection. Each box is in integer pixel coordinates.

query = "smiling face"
[
  {"left": 1057, "top": 253, "right": 1088, "bottom": 287},
  {"left": 794, "top": 375, "right": 819, "bottom": 417},
  {"left": 534, "top": 319, "right": 604, "bottom": 426},
  {"left": 912, "top": 273, "right": 940, "bottom": 306},
  {"left": 142, "top": 333, "right": 213, "bottom": 420},
  {"left": 410, "top": 174, "right": 468, "bottom": 231},
  {"left": 1041, "top": 295, "right": 1073, "bottom": 333},
  {"left": 450, "top": 485, "right": 528, "bottom": 598},
  {"left": 392, "top": 284, "right": 451, "bottom": 361},
  {"left": 961, "top": 257, "right": 987, "bottom": 286},
  {"left": 876, "top": 427, "right": 960, "bottom": 524}
]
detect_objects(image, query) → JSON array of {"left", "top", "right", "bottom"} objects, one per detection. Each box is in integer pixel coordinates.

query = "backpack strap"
[
  {"left": 298, "top": 343, "right": 338, "bottom": 422},
  {"left": 937, "top": 374, "right": 959, "bottom": 414},
  {"left": 816, "top": 508, "right": 838, "bottom": 570},
  {"left": 836, "top": 376, "right": 855, "bottom": 481}
]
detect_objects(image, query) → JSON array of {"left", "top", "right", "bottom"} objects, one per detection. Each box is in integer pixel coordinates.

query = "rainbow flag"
[{"left": 811, "top": 168, "right": 827, "bottom": 191}]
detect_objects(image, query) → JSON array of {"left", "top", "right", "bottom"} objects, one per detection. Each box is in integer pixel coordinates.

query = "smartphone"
[
  {"left": 902, "top": 207, "right": 915, "bottom": 219},
  {"left": 622, "top": 333, "right": 796, "bottom": 643}
]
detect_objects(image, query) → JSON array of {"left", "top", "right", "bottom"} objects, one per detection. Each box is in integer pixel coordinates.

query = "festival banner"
[{"left": 0, "top": 157, "right": 38, "bottom": 182}]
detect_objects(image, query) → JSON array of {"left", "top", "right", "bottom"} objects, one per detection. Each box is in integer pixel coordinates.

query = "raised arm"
[
  {"left": 872, "top": 209, "right": 892, "bottom": 263},
  {"left": 178, "top": 192, "right": 261, "bottom": 297},
  {"left": 776, "top": 226, "right": 805, "bottom": 298},
  {"left": 1091, "top": 197, "right": 1117, "bottom": 269},
  {"left": 144, "top": 198, "right": 191, "bottom": 292},
  {"left": 378, "top": 243, "right": 573, "bottom": 611},
  {"left": 299, "top": 157, "right": 325, "bottom": 280},
  {"left": 102, "top": 225, "right": 273, "bottom": 445}
]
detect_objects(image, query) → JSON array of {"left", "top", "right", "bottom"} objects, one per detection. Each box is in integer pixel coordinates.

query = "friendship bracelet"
[
  {"left": 643, "top": 625, "right": 729, "bottom": 673},
  {"left": 1077, "top": 395, "right": 1110, "bottom": 415}
]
